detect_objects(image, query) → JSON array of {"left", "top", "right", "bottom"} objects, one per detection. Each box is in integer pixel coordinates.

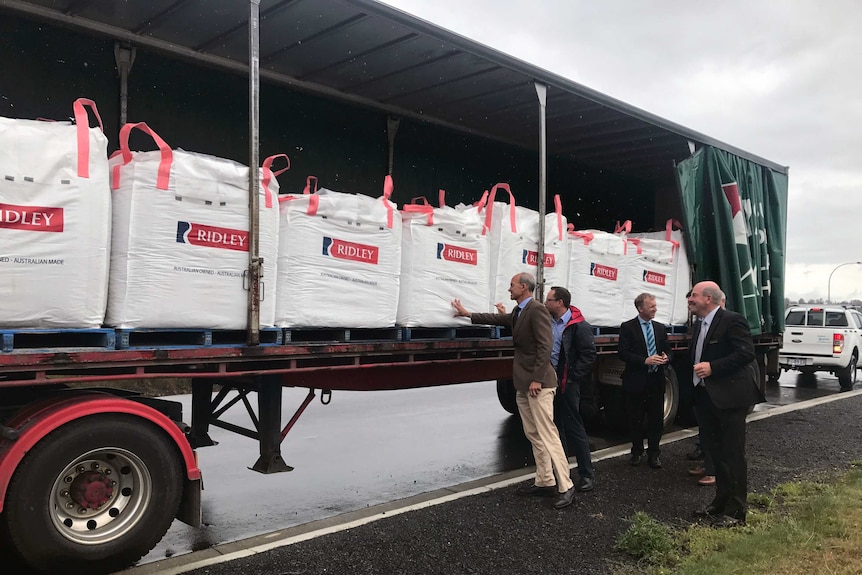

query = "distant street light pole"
[{"left": 828, "top": 261, "right": 862, "bottom": 303}]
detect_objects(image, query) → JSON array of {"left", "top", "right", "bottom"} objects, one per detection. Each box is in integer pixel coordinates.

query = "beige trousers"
[{"left": 516, "top": 388, "right": 574, "bottom": 493}]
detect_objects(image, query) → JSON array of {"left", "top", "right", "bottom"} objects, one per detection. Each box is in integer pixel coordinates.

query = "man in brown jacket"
[{"left": 453, "top": 272, "right": 575, "bottom": 509}]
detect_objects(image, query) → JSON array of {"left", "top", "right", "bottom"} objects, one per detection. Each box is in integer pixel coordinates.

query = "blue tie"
[{"left": 645, "top": 321, "right": 657, "bottom": 372}]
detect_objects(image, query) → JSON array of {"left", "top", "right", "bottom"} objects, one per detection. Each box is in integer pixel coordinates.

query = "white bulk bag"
[
  {"left": 398, "top": 193, "right": 489, "bottom": 327},
  {"left": 0, "top": 98, "right": 111, "bottom": 328},
  {"left": 626, "top": 219, "right": 692, "bottom": 325},
  {"left": 106, "top": 122, "right": 282, "bottom": 329},
  {"left": 479, "top": 184, "right": 569, "bottom": 309},
  {"left": 622, "top": 237, "right": 683, "bottom": 325},
  {"left": 276, "top": 176, "right": 402, "bottom": 328},
  {"left": 567, "top": 230, "right": 628, "bottom": 327}
]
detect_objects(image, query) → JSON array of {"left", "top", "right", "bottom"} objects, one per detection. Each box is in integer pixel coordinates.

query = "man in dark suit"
[
  {"left": 453, "top": 272, "right": 575, "bottom": 509},
  {"left": 618, "top": 293, "right": 671, "bottom": 469},
  {"left": 689, "top": 281, "right": 764, "bottom": 526}
]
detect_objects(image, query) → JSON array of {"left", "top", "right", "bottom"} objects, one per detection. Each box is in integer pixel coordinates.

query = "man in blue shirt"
[
  {"left": 618, "top": 293, "right": 671, "bottom": 469},
  {"left": 545, "top": 286, "right": 596, "bottom": 492}
]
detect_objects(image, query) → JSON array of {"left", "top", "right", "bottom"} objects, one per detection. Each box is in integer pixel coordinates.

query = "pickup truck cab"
[{"left": 779, "top": 305, "right": 862, "bottom": 390}]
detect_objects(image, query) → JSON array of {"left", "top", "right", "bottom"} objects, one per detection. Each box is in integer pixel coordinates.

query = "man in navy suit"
[
  {"left": 618, "top": 293, "right": 671, "bottom": 469},
  {"left": 689, "top": 281, "right": 764, "bottom": 526}
]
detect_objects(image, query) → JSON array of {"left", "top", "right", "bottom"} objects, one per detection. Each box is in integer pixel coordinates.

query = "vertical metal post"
[
  {"left": 251, "top": 376, "right": 292, "bottom": 473},
  {"left": 114, "top": 43, "right": 135, "bottom": 126},
  {"left": 246, "top": 0, "right": 262, "bottom": 345},
  {"left": 534, "top": 82, "right": 548, "bottom": 302},
  {"left": 387, "top": 116, "right": 401, "bottom": 174},
  {"left": 189, "top": 378, "right": 216, "bottom": 448}
]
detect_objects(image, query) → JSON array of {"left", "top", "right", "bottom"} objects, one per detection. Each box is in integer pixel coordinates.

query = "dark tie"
[
  {"left": 645, "top": 321, "right": 657, "bottom": 372},
  {"left": 512, "top": 306, "right": 521, "bottom": 326}
]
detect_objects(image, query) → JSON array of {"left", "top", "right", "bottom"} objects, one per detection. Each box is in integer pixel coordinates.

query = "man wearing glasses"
[{"left": 545, "top": 286, "right": 597, "bottom": 493}]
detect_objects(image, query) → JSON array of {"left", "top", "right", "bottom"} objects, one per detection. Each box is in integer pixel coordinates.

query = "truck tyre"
[
  {"left": 496, "top": 379, "right": 517, "bottom": 414},
  {"left": 3, "top": 414, "right": 183, "bottom": 574},
  {"left": 662, "top": 366, "right": 680, "bottom": 428},
  {"left": 838, "top": 351, "right": 858, "bottom": 391}
]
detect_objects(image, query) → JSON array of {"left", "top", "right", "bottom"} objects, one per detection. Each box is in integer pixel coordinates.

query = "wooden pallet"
[
  {"left": 283, "top": 327, "right": 402, "bottom": 343},
  {"left": 115, "top": 327, "right": 282, "bottom": 349},
  {"left": 401, "top": 326, "right": 502, "bottom": 341},
  {"left": 0, "top": 328, "right": 116, "bottom": 353}
]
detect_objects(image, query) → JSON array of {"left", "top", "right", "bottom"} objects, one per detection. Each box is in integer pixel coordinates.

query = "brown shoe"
[
  {"left": 688, "top": 467, "right": 707, "bottom": 477},
  {"left": 698, "top": 475, "right": 716, "bottom": 486}
]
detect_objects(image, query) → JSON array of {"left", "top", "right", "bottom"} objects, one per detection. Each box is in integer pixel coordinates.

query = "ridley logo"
[
  {"left": 522, "top": 250, "right": 556, "bottom": 267},
  {"left": 437, "top": 243, "right": 477, "bottom": 265},
  {"left": 322, "top": 237, "right": 379, "bottom": 264},
  {"left": 0, "top": 202, "right": 64, "bottom": 232},
  {"left": 590, "top": 262, "right": 618, "bottom": 281},
  {"left": 176, "top": 222, "right": 249, "bottom": 252},
  {"left": 643, "top": 270, "right": 666, "bottom": 286}
]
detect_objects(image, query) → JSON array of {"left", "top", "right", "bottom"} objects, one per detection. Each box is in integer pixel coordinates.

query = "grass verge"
[{"left": 614, "top": 462, "right": 862, "bottom": 575}]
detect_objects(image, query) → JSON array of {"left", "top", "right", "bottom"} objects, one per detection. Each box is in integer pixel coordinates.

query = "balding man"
[
  {"left": 688, "top": 281, "right": 764, "bottom": 527},
  {"left": 453, "top": 272, "right": 575, "bottom": 509}
]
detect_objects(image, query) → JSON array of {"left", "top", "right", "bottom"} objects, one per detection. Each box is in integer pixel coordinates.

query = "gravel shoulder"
[{"left": 184, "top": 392, "right": 862, "bottom": 575}]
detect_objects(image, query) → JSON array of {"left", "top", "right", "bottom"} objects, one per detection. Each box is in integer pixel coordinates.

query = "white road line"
[{"left": 123, "top": 388, "right": 861, "bottom": 575}]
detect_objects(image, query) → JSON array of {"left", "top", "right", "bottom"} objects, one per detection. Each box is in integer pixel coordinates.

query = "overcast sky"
[{"left": 383, "top": 0, "right": 861, "bottom": 302}]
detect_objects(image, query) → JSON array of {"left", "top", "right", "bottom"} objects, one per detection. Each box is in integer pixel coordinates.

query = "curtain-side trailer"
[{"left": 0, "top": 1, "right": 787, "bottom": 572}]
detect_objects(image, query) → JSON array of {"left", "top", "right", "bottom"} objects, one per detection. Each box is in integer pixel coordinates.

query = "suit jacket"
[
  {"left": 472, "top": 298, "right": 557, "bottom": 393},
  {"left": 690, "top": 307, "right": 764, "bottom": 409},
  {"left": 618, "top": 316, "right": 671, "bottom": 393}
]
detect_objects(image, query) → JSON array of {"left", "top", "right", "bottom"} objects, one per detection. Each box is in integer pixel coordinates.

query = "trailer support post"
[
  {"left": 534, "top": 82, "right": 548, "bottom": 301},
  {"left": 251, "top": 375, "right": 292, "bottom": 473},
  {"left": 246, "top": 0, "right": 262, "bottom": 345},
  {"left": 189, "top": 378, "right": 217, "bottom": 448}
]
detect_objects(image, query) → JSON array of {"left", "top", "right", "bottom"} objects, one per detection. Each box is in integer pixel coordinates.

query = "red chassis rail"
[
  {"left": 0, "top": 338, "right": 517, "bottom": 390},
  {"left": 0, "top": 333, "right": 697, "bottom": 390}
]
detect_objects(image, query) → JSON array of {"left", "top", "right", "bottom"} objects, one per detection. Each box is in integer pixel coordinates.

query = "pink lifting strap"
[
  {"left": 553, "top": 194, "right": 564, "bottom": 240},
  {"left": 438, "top": 189, "right": 446, "bottom": 208},
  {"left": 113, "top": 122, "right": 172, "bottom": 191},
  {"left": 614, "top": 220, "right": 632, "bottom": 234},
  {"left": 484, "top": 183, "right": 517, "bottom": 235},
  {"left": 569, "top": 229, "right": 594, "bottom": 245},
  {"left": 261, "top": 154, "right": 290, "bottom": 209},
  {"left": 402, "top": 199, "right": 434, "bottom": 225},
  {"left": 303, "top": 176, "right": 320, "bottom": 215},
  {"left": 625, "top": 238, "right": 643, "bottom": 255},
  {"left": 474, "top": 189, "right": 489, "bottom": 210},
  {"left": 382, "top": 175, "right": 395, "bottom": 228},
  {"left": 72, "top": 99, "right": 104, "bottom": 179}
]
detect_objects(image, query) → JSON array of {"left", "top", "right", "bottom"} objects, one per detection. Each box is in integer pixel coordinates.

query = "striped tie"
[{"left": 645, "top": 321, "right": 657, "bottom": 372}]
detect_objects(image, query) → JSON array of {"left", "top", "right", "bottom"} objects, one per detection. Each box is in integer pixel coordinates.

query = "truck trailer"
[{"left": 0, "top": 1, "right": 788, "bottom": 572}]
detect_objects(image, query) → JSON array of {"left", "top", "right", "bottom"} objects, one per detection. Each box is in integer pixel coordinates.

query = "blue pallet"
[
  {"left": 0, "top": 328, "right": 116, "bottom": 353},
  {"left": 283, "top": 327, "right": 402, "bottom": 344},
  {"left": 401, "top": 326, "right": 502, "bottom": 341},
  {"left": 115, "top": 327, "right": 282, "bottom": 350}
]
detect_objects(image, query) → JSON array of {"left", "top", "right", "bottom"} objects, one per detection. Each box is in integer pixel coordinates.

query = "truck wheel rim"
[{"left": 49, "top": 447, "right": 153, "bottom": 545}]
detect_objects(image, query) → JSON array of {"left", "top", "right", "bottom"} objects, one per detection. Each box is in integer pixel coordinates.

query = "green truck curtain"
[{"left": 676, "top": 146, "right": 788, "bottom": 335}]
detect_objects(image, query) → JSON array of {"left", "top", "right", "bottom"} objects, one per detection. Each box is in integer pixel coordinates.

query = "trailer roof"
[{"left": 3, "top": 0, "right": 788, "bottom": 179}]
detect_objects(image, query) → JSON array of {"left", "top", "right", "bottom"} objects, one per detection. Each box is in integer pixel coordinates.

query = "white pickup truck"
[{"left": 779, "top": 305, "right": 862, "bottom": 390}]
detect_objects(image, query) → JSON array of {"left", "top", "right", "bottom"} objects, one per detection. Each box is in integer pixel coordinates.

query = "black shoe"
[
  {"left": 686, "top": 446, "right": 704, "bottom": 461},
  {"left": 576, "top": 477, "right": 595, "bottom": 492},
  {"left": 629, "top": 453, "right": 643, "bottom": 466},
  {"left": 647, "top": 455, "right": 662, "bottom": 469},
  {"left": 711, "top": 514, "right": 744, "bottom": 528},
  {"left": 515, "top": 483, "right": 556, "bottom": 497},
  {"left": 552, "top": 486, "right": 576, "bottom": 509},
  {"left": 693, "top": 505, "right": 722, "bottom": 518}
]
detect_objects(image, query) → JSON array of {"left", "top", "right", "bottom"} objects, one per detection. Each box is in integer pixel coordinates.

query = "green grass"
[{"left": 613, "top": 466, "right": 862, "bottom": 575}]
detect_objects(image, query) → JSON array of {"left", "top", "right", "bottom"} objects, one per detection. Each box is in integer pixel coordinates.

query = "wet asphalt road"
[{"left": 0, "top": 369, "right": 844, "bottom": 573}]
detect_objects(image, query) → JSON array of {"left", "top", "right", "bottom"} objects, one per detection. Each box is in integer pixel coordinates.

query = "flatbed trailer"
[{"left": 0, "top": 1, "right": 787, "bottom": 572}]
